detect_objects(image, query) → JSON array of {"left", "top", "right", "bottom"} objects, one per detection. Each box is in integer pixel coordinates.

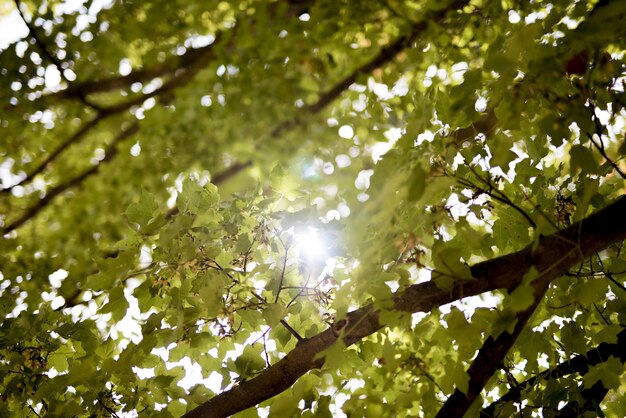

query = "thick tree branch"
[
  {"left": 481, "top": 327, "right": 626, "bottom": 417},
  {"left": 183, "top": 196, "right": 626, "bottom": 417},
  {"left": 553, "top": 380, "right": 609, "bottom": 417},
  {"left": 434, "top": 284, "right": 549, "bottom": 418}
]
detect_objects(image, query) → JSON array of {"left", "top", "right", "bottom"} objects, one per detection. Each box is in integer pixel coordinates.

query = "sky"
[{"left": 0, "top": 9, "right": 27, "bottom": 50}]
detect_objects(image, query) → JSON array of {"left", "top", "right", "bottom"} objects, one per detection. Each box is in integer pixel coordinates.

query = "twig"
[
  {"left": 96, "top": 397, "right": 120, "bottom": 418},
  {"left": 287, "top": 268, "right": 314, "bottom": 308},
  {"left": 279, "top": 319, "right": 304, "bottom": 342},
  {"left": 274, "top": 241, "right": 290, "bottom": 303},
  {"left": 262, "top": 329, "right": 271, "bottom": 366},
  {"left": 27, "top": 404, "right": 42, "bottom": 418},
  {"left": 593, "top": 303, "right": 610, "bottom": 325},
  {"left": 605, "top": 272, "right": 626, "bottom": 292},
  {"left": 456, "top": 171, "right": 536, "bottom": 228},
  {"left": 587, "top": 113, "right": 626, "bottom": 180}
]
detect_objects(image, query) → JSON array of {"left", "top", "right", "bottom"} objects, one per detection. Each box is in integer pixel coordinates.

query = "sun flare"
[{"left": 293, "top": 227, "right": 328, "bottom": 263}]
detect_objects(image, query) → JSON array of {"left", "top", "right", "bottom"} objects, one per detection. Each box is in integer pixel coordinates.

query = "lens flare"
[{"left": 294, "top": 227, "right": 327, "bottom": 262}]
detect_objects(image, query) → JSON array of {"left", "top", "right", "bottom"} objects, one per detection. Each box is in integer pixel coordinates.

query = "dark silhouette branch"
[
  {"left": 587, "top": 108, "right": 626, "bottom": 180},
  {"left": 182, "top": 195, "right": 626, "bottom": 418},
  {"left": 481, "top": 327, "right": 626, "bottom": 417},
  {"left": 434, "top": 284, "right": 549, "bottom": 417},
  {"left": 553, "top": 380, "right": 609, "bottom": 417}
]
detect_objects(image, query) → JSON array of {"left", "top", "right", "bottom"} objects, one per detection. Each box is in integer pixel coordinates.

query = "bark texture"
[{"left": 183, "top": 196, "right": 626, "bottom": 417}]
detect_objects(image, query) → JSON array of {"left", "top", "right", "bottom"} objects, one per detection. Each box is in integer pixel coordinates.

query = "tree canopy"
[{"left": 1, "top": 0, "right": 626, "bottom": 416}]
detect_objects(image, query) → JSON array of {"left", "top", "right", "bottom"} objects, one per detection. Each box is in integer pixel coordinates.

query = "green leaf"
[
  {"left": 570, "top": 145, "right": 598, "bottom": 175},
  {"left": 439, "top": 361, "right": 469, "bottom": 394},
  {"left": 315, "top": 395, "right": 333, "bottom": 418},
  {"left": 490, "top": 309, "right": 518, "bottom": 338},
  {"left": 101, "top": 287, "right": 129, "bottom": 322},
  {"left": 432, "top": 244, "right": 471, "bottom": 279},
  {"left": 583, "top": 356, "right": 623, "bottom": 390},
  {"left": 85, "top": 251, "right": 135, "bottom": 290},
  {"left": 593, "top": 324, "right": 622, "bottom": 345},
  {"left": 509, "top": 283, "right": 535, "bottom": 312},
  {"left": 48, "top": 343, "right": 72, "bottom": 372},
  {"left": 234, "top": 345, "right": 266, "bottom": 379},
  {"left": 126, "top": 189, "right": 158, "bottom": 227},
  {"left": 269, "top": 393, "right": 299, "bottom": 417},
  {"left": 509, "top": 267, "right": 538, "bottom": 312},
  {"left": 263, "top": 303, "right": 286, "bottom": 328},
  {"left": 177, "top": 178, "right": 220, "bottom": 214},
  {"left": 493, "top": 206, "right": 531, "bottom": 249},
  {"left": 408, "top": 164, "right": 427, "bottom": 202},
  {"left": 167, "top": 400, "right": 188, "bottom": 416},
  {"left": 573, "top": 278, "right": 607, "bottom": 306}
]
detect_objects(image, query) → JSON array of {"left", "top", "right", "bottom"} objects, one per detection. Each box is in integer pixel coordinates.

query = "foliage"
[{"left": 1, "top": 0, "right": 626, "bottom": 416}]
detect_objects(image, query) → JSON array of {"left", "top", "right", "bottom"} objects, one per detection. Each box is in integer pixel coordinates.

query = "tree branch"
[
  {"left": 3, "top": 1, "right": 469, "bottom": 229},
  {"left": 182, "top": 195, "right": 626, "bottom": 417},
  {"left": 481, "top": 327, "right": 626, "bottom": 417},
  {"left": 3, "top": 0, "right": 307, "bottom": 197},
  {"left": 269, "top": 0, "right": 471, "bottom": 138},
  {"left": 1, "top": 115, "right": 103, "bottom": 194},
  {"left": 434, "top": 284, "right": 549, "bottom": 417},
  {"left": 588, "top": 109, "right": 626, "bottom": 180},
  {"left": 13, "top": 0, "right": 103, "bottom": 111},
  {"left": 456, "top": 165, "right": 536, "bottom": 228},
  {"left": 2, "top": 122, "right": 140, "bottom": 234},
  {"left": 41, "top": 0, "right": 314, "bottom": 101},
  {"left": 553, "top": 380, "right": 609, "bottom": 417},
  {"left": 1, "top": 39, "right": 217, "bottom": 195}
]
